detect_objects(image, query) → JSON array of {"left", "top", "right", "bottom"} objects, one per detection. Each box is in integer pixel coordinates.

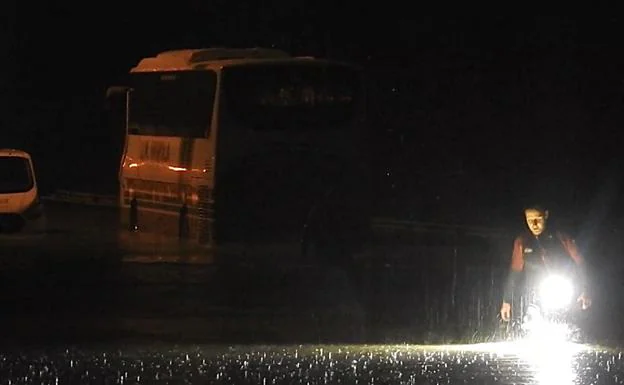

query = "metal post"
[
  {"left": 129, "top": 196, "right": 138, "bottom": 231},
  {"left": 179, "top": 203, "right": 188, "bottom": 239}
]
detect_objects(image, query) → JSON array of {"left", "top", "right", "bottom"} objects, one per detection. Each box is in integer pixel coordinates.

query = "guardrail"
[
  {"left": 372, "top": 217, "right": 511, "bottom": 239},
  {"left": 42, "top": 190, "right": 509, "bottom": 239},
  {"left": 41, "top": 190, "right": 118, "bottom": 208}
]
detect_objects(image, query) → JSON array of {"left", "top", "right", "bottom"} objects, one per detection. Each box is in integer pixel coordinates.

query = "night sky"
[{"left": 3, "top": 9, "right": 624, "bottom": 231}]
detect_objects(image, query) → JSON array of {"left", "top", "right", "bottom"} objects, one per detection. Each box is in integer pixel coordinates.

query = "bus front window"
[
  {"left": 222, "top": 63, "right": 360, "bottom": 131},
  {"left": 128, "top": 71, "right": 217, "bottom": 137}
]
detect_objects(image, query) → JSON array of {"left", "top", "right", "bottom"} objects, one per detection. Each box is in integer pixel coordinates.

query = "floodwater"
[{"left": 2, "top": 202, "right": 624, "bottom": 383}]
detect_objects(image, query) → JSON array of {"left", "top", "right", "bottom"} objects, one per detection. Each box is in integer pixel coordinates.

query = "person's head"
[{"left": 524, "top": 205, "right": 548, "bottom": 236}]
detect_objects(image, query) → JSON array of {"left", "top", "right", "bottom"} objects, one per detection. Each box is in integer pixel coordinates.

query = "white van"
[{"left": 0, "top": 149, "right": 45, "bottom": 233}]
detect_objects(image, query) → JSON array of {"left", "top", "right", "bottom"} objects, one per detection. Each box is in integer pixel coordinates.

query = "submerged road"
[
  {"left": 0, "top": 201, "right": 621, "bottom": 346},
  {"left": 1, "top": 201, "right": 624, "bottom": 383},
  {"left": 0, "top": 201, "right": 383, "bottom": 345}
]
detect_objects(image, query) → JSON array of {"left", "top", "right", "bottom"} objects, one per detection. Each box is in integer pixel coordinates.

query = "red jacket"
[
  {"left": 509, "top": 231, "right": 584, "bottom": 272},
  {"left": 503, "top": 230, "right": 586, "bottom": 303}
]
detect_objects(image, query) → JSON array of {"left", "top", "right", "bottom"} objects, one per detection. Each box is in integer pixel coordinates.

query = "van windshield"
[{"left": 0, "top": 156, "right": 34, "bottom": 193}]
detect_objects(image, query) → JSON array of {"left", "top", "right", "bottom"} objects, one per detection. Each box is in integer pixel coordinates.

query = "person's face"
[{"left": 525, "top": 208, "right": 548, "bottom": 236}]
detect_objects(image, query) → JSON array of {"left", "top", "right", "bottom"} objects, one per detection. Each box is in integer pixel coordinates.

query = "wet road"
[
  {"left": 1, "top": 342, "right": 623, "bottom": 384},
  {"left": 2, "top": 201, "right": 624, "bottom": 383}
]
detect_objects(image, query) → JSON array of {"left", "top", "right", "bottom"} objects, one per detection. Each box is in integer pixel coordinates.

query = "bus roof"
[
  {"left": 0, "top": 149, "right": 32, "bottom": 159},
  {"left": 130, "top": 48, "right": 355, "bottom": 73}
]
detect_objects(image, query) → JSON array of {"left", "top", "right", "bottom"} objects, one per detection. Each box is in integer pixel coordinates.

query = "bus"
[{"left": 107, "top": 47, "right": 370, "bottom": 259}]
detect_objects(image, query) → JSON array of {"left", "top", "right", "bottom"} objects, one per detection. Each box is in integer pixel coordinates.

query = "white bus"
[
  {"left": 108, "top": 48, "right": 370, "bottom": 259},
  {"left": 0, "top": 149, "right": 45, "bottom": 233}
]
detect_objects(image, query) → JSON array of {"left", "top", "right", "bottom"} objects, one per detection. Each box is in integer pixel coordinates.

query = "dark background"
[{"left": 3, "top": 9, "right": 623, "bottom": 235}]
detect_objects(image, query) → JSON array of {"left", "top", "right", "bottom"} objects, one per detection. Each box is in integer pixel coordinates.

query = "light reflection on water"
[
  {"left": 462, "top": 341, "right": 584, "bottom": 384},
  {"left": 0, "top": 342, "right": 622, "bottom": 384},
  {"left": 529, "top": 345, "right": 577, "bottom": 385}
]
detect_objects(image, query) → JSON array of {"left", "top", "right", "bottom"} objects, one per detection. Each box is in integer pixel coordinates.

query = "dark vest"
[{"left": 520, "top": 230, "right": 575, "bottom": 284}]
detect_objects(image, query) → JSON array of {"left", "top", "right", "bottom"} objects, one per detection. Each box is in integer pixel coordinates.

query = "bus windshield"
[
  {"left": 128, "top": 71, "right": 217, "bottom": 137},
  {"left": 222, "top": 63, "right": 360, "bottom": 131},
  {"left": 0, "top": 157, "right": 34, "bottom": 194}
]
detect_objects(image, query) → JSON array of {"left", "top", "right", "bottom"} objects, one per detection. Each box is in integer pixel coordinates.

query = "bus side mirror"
[
  {"left": 105, "top": 86, "right": 133, "bottom": 136},
  {"left": 105, "top": 86, "right": 132, "bottom": 110}
]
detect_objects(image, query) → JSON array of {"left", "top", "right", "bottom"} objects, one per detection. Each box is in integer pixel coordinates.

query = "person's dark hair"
[{"left": 524, "top": 204, "right": 547, "bottom": 214}]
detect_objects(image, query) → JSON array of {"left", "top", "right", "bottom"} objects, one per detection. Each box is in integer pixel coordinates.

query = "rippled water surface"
[{"left": 1, "top": 342, "right": 623, "bottom": 384}]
